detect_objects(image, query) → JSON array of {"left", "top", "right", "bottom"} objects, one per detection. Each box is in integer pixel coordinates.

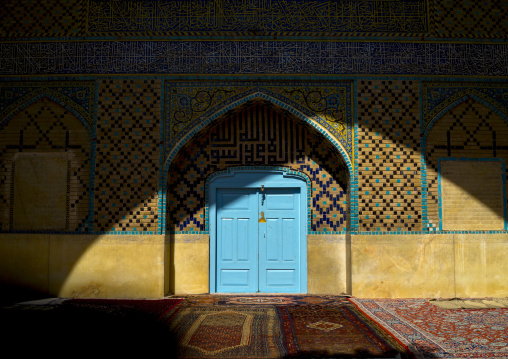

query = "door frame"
[{"left": 208, "top": 168, "right": 308, "bottom": 293}]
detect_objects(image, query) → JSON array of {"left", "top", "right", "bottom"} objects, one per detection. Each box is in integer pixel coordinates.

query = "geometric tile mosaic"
[
  {"left": 94, "top": 79, "right": 161, "bottom": 232},
  {"left": 422, "top": 82, "right": 508, "bottom": 133},
  {"left": 430, "top": 0, "right": 508, "bottom": 39},
  {"left": 0, "top": 97, "right": 91, "bottom": 232},
  {"left": 0, "top": 0, "right": 86, "bottom": 38},
  {"left": 167, "top": 100, "right": 348, "bottom": 233},
  {"left": 357, "top": 80, "right": 422, "bottom": 232},
  {"left": 165, "top": 81, "right": 353, "bottom": 167},
  {"left": 0, "top": 82, "right": 95, "bottom": 131},
  {"left": 424, "top": 98, "right": 508, "bottom": 232}
]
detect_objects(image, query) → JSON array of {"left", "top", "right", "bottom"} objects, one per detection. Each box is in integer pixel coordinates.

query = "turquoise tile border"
[
  {"left": 157, "top": 82, "right": 166, "bottom": 234},
  {"left": 419, "top": 80, "right": 430, "bottom": 232},
  {"left": 351, "top": 79, "right": 359, "bottom": 232}
]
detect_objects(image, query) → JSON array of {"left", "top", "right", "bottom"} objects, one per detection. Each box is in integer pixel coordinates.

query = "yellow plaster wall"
[
  {"left": 351, "top": 233, "right": 508, "bottom": 298},
  {"left": 2, "top": 233, "right": 506, "bottom": 298},
  {"left": 168, "top": 234, "right": 209, "bottom": 295},
  {"left": 0, "top": 234, "right": 50, "bottom": 293},
  {"left": 307, "top": 234, "right": 348, "bottom": 294},
  {"left": 0, "top": 234, "right": 166, "bottom": 299},
  {"left": 454, "top": 233, "right": 508, "bottom": 298}
]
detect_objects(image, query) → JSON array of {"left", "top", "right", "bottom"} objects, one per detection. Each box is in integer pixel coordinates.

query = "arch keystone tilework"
[{"left": 164, "top": 81, "right": 354, "bottom": 173}]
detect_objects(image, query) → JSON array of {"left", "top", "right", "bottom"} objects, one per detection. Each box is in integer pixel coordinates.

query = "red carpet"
[
  {"left": 164, "top": 298, "right": 406, "bottom": 358},
  {"left": 163, "top": 305, "right": 285, "bottom": 358},
  {"left": 278, "top": 305, "right": 404, "bottom": 358},
  {"left": 350, "top": 298, "right": 508, "bottom": 359}
]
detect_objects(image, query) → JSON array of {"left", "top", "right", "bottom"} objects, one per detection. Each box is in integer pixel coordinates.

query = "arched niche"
[
  {"left": 423, "top": 97, "right": 508, "bottom": 232},
  {"left": 0, "top": 96, "right": 92, "bottom": 232}
]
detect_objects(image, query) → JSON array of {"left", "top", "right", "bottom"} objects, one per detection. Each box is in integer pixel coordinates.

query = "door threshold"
[{"left": 211, "top": 293, "right": 307, "bottom": 295}]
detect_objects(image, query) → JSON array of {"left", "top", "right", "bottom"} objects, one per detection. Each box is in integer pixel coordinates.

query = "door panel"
[
  {"left": 216, "top": 189, "right": 258, "bottom": 293},
  {"left": 282, "top": 218, "right": 296, "bottom": 261},
  {"left": 259, "top": 188, "right": 300, "bottom": 293},
  {"left": 265, "top": 269, "right": 296, "bottom": 287},
  {"left": 216, "top": 187, "right": 301, "bottom": 293}
]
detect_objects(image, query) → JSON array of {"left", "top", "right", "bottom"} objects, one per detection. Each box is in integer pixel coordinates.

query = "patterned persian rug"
[
  {"left": 178, "top": 294, "right": 351, "bottom": 306},
  {"left": 277, "top": 305, "right": 405, "bottom": 358},
  {"left": 164, "top": 305, "right": 285, "bottom": 358},
  {"left": 429, "top": 298, "right": 508, "bottom": 309},
  {"left": 164, "top": 301, "right": 407, "bottom": 358},
  {"left": 349, "top": 298, "right": 508, "bottom": 359}
]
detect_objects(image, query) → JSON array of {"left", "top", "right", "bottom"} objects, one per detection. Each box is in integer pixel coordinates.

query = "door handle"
[{"left": 259, "top": 212, "right": 267, "bottom": 223}]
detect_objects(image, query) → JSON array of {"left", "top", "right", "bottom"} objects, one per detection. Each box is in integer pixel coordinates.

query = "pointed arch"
[
  {"left": 159, "top": 95, "right": 351, "bottom": 234},
  {"left": 164, "top": 91, "right": 352, "bottom": 175},
  {"left": 423, "top": 90, "right": 508, "bottom": 140},
  {"left": 0, "top": 93, "right": 95, "bottom": 233},
  {"left": 421, "top": 94, "right": 508, "bottom": 233},
  {"left": 0, "top": 89, "right": 94, "bottom": 137}
]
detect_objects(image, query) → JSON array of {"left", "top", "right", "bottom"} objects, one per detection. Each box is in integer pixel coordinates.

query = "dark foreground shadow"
[{"left": 2, "top": 303, "right": 179, "bottom": 356}]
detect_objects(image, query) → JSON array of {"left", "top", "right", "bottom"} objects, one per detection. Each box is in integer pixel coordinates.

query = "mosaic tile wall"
[
  {"left": 0, "top": 0, "right": 86, "bottom": 38},
  {"left": 165, "top": 81, "right": 353, "bottom": 166},
  {"left": 425, "top": 98, "right": 508, "bottom": 231},
  {"left": 357, "top": 80, "right": 422, "bottom": 232},
  {"left": 0, "top": 98, "right": 90, "bottom": 231},
  {"left": 2, "top": 0, "right": 506, "bottom": 39},
  {"left": 167, "top": 100, "right": 348, "bottom": 233},
  {"left": 0, "top": 1, "right": 507, "bottom": 236},
  {"left": 94, "top": 79, "right": 161, "bottom": 232},
  {"left": 431, "top": 0, "right": 508, "bottom": 39}
]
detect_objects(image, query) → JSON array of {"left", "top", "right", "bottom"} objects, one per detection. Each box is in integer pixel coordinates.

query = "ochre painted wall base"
[
  {"left": 0, "top": 234, "right": 166, "bottom": 299},
  {"left": 1, "top": 233, "right": 506, "bottom": 299},
  {"left": 351, "top": 233, "right": 508, "bottom": 298}
]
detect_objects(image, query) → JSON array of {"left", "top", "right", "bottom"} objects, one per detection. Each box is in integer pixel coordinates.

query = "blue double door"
[{"left": 216, "top": 187, "right": 302, "bottom": 293}]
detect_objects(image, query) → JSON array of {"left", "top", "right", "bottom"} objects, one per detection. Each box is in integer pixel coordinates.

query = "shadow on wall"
[
  {"left": 1, "top": 82, "right": 507, "bottom": 300},
  {"left": 356, "top": 80, "right": 508, "bottom": 233}
]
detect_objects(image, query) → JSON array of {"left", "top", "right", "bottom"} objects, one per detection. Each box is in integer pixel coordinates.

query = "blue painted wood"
[
  {"left": 259, "top": 188, "right": 300, "bottom": 293},
  {"left": 216, "top": 189, "right": 258, "bottom": 293},
  {"left": 209, "top": 169, "right": 307, "bottom": 293}
]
